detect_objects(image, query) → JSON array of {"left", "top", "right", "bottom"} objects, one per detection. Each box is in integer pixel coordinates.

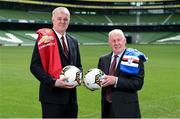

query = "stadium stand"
[
  {"left": 0, "top": 0, "right": 179, "bottom": 45},
  {"left": 1, "top": 8, "right": 180, "bottom": 24}
]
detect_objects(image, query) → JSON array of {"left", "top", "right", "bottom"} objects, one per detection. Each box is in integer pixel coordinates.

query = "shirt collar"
[
  {"left": 54, "top": 30, "right": 66, "bottom": 39},
  {"left": 112, "top": 49, "right": 125, "bottom": 59}
]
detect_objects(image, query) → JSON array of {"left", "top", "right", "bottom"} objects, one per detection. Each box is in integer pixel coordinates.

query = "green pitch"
[{"left": 0, "top": 44, "right": 180, "bottom": 118}]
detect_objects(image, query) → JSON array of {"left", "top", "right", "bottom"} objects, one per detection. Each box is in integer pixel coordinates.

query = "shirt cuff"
[{"left": 114, "top": 77, "right": 118, "bottom": 88}]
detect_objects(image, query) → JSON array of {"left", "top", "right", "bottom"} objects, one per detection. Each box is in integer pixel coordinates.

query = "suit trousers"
[
  {"left": 102, "top": 100, "right": 115, "bottom": 118},
  {"left": 41, "top": 102, "right": 78, "bottom": 118}
]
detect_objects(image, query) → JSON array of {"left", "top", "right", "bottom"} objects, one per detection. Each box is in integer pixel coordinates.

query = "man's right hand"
[{"left": 54, "top": 77, "right": 75, "bottom": 89}]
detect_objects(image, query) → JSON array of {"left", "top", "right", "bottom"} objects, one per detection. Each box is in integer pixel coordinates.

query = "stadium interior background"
[
  {"left": 0, "top": 0, "right": 180, "bottom": 118},
  {"left": 0, "top": 0, "right": 179, "bottom": 45}
]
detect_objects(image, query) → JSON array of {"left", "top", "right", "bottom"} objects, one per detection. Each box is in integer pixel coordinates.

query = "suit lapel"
[{"left": 104, "top": 53, "right": 113, "bottom": 75}]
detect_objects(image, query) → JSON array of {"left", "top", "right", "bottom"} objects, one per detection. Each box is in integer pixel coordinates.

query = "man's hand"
[
  {"left": 101, "top": 75, "right": 117, "bottom": 87},
  {"left": 54, "top": 77, "right": 75, "bottom": 89}
]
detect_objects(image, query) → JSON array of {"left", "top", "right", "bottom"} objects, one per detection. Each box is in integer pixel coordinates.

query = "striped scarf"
[{"left": 119, "top": 48, "right": 148, "bottom": 75}]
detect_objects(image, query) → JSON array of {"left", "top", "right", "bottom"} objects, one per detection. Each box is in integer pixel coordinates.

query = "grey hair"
[{"left": 52, "top": 7, "right": 70, "bottom": 21}]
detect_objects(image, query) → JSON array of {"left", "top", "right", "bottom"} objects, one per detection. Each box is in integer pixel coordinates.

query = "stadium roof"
[
  {"left": 78, "top": 0, "right": 175, "bottom": 2},
  {"left": 0, "top": 0, "right": 179, "bottom": 9}
]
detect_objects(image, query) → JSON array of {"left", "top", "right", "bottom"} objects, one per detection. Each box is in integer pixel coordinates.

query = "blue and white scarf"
[{"left": 119, "top": 48, "right": 148, "bottom": 75}]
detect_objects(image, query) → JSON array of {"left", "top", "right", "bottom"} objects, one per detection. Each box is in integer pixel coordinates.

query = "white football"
[
  {"left": 60, "top": 65, "right": 82, "bottom": 86},
  {"left": 83, "top": 68, "right": 105, "bottom": 91}
]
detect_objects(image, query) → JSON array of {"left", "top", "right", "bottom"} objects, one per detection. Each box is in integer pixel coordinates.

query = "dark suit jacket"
[
  {"left": 98, "top": 49, "right": 144, "bottom": 118},
  {"left": 30, "top": 30, "right": 82, "bottom": 104}
]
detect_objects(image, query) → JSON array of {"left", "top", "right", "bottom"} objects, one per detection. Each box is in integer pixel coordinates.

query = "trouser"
[
  {"left": 101, "top": 100, "right": 114, "bottom": 118},
  {"left": 41, "top": 102, "right": 78, "bottom": 118},
  {"left": 102, "top": 100, "right": 141, "bottom": 118}
]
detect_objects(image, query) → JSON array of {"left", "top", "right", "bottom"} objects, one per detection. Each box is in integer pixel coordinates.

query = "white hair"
[
  {"left": 108, "top": 29, "right": 126, "bottom": 40},
  {"left": 52, "top": 7, "right": 70, "bottom": 21}
]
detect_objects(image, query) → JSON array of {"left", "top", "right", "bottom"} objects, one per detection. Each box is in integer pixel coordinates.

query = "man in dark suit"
[
  {"left": 98, "top": 29, "right": 146, "bottom": 118},
  {"left": 30, "top": 7, "right": 82, "bottom": 118}
]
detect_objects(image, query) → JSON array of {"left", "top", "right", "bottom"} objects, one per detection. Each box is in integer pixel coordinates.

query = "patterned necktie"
[
  {"left": 106, "top": 55, "right": 118, "bottom": 102},
  {"left": 61, "top": 36, "right": 69, "bottom": 58},
  {"left": 109, "top": 55, "right": 118, "bottom": 75}
]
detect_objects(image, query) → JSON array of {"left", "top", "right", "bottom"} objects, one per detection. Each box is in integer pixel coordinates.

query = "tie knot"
[
  {"left": 114, "top": 55, "right": 118, "bottom": 59},
  {"left": 61, "top": 36, "right": 64, "bottom": 40}
]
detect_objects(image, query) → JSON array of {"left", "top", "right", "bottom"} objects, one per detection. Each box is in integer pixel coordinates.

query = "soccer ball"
[
  {"left": 60, "top": 65, "right": 82, "bottom": 86},
  {"left": 83, "top": 68, "right": 105, "bottom": 91}
]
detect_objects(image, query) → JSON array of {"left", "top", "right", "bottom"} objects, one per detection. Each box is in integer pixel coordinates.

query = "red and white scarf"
[{"left": 36, "top": 28, "right": 62, "bottom": 79}]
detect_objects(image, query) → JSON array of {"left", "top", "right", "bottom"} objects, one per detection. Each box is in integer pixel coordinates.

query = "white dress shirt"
[
  {"left": 54, "top": 30, "right": 69, "bottom": 49},
  {"left": 111, "top": 50, "right": 125, "bottom": 87}
]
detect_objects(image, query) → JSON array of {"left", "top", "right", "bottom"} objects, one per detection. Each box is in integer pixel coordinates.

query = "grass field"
[{"left": 0, "top": 44, "right": 180, "bottom": 118}]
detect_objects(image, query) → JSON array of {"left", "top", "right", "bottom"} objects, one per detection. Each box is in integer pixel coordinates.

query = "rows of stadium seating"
[
  {"left": 0, "top": 7, "right": 179, "bottom": 45},
  {"left": 1, "top": 29, "right": 179, "bottom": 45},
  {"left": 0, "top": 9, "right": 179, "bottom": 24},
  {"left": 0, "top": 9, "right": 51, "bottom": 21},
  {"left": 0, "top": 30, "right": 35, "bottom": 45},
  {"left": 76, "top": 14, "right": 180, "bottom": 24}
]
